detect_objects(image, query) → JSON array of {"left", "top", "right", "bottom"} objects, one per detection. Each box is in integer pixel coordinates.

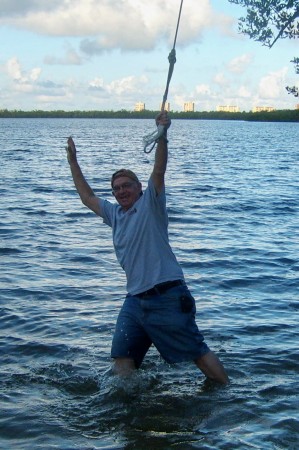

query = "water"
[{"left": 1, "top": 117, "right": 298, "bottom": 449}]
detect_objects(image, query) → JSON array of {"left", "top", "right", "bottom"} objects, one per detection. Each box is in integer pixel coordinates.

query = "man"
[{"left": 66, "top": 112, "right": 229, "bottom": 384}]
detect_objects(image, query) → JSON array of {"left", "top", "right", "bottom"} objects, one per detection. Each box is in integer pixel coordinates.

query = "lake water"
[{"left": 0, "top": 117, "right": 298, "bottom": 449}]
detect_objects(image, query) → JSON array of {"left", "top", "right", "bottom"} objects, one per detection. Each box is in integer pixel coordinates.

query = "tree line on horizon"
[{"left": 0, "top": 108, "right": 298, "bottom": 122}]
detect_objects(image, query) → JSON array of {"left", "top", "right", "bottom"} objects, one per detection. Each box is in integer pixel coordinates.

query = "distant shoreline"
[{"left": 0, "top": 109, "right": 298, "bottom": 122}]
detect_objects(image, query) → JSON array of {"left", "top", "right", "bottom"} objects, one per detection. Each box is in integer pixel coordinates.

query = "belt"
[{"left": 136, "top": 279, "right": 184, "bottom": 298}]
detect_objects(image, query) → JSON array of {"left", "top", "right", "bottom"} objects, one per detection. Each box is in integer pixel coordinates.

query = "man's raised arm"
[
  {"left": 66, "top": 137, "right": 101, "bottom": 215},
  {"left": 151, "top": 112, "right": 171, "bottom": 195}
]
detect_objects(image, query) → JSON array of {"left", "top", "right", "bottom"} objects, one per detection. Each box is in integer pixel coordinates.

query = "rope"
[{"left": 143, "top": 0, "right": 184, "bottom": 153}]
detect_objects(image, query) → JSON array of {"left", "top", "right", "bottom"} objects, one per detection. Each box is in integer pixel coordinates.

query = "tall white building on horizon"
[
  {"left": 184, "top": 102, "right": 195, "bottom": 112},
  {"left": 217, "top": 105, "right": 240, "bottom": 113},
  {"left": 252, "top": 106, "right": 275, "bottom": 113},
  {"left": 134, "top": 102, "right": 145, "bottom": 112}
]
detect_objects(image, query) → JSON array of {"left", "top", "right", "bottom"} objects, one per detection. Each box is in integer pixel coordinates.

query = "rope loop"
[
  {"left": 142, "top": 0, "right": 183, "bottom": 154},
  {"left": 143, "top": 125, "right": 165, "bottom": 153}
]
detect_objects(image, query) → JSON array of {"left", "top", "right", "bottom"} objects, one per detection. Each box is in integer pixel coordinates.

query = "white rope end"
[{"left": 143, "top": 124, "right": 165, "bottom": 153}]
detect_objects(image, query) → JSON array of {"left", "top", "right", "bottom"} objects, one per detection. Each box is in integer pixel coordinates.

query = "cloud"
[
  {"left": 5, "top": 57, "right": 41, "bottom": 83},
  {"left": 195, "top": 84, "right": 211, "bottom": 96},
  {"left": 30, "top": 67, "right": 41, "bottom": 81},
  {"left": 44, "top": 48, "right": 83, "bottom": 65},
  {"left": 38, "top": 80, "right": 64, "bottom": 89},
  {"left": 237, "top": 85, "right": 251, "bottom": 98},
  {"left": 88, "top": 74, "right": 148, "bottom": 97},
  {"left": 213, "top": 72, "right": 229, "bottom": 87},
  {"left": 4, "top": 57, "right": 67, "bottom": 100},
  {"left": 0, "top": 0, "right": 234, "bottom": 52},
  {"left": 0, "top": 0, "right": 62, "bottom": 18},
  {"left": 88, "top": 77, "right": 105, "bottom": 91},
  {"left": 2, "top": 54, "right": 151, "bottom": 110},
  {"left": 258, "top": 67, "right": 289, "bottom": 100},
  {"left": 227, "top": 53, "right": 253, "bottom": 74},
  {"left": 6, "top": 57, "right": 23, "bottom": 81},
  {"left": 36, "top": 92, "right": 73, "bottom": 106},
  {"left": 107, "top": 75, "right": 148, "bottom": 95}
]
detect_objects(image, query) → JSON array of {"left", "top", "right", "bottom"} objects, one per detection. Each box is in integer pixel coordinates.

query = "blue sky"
[{"left": 0, "top": 0, "right": 298, "bottom": 112}]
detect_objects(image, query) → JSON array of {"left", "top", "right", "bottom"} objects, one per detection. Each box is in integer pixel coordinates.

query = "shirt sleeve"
[
  {"left": 147, "top": 177, "right": 167, "bottom": 217},
  {"left": 98, "top": 198, "right": 115, "bottom": 228}
]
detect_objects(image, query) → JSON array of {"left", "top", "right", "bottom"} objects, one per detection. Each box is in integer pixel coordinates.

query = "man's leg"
[
  {"left": 195, "top": 350, "right": 229, "bottom": 384},
  {"left": 111, "top": 296, "right": 152, "bottom": 374},
  {"left": 113, "top": 357, "right": 136, "bottom": 376}
]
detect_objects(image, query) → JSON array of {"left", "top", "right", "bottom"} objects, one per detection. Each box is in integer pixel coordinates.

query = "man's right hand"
[{"left": 66, "top": 136, "right": 77, "bottom": 164}]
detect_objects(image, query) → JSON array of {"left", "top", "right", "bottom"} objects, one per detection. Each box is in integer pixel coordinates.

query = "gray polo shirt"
[{"left": 99, "top": 177, "right": 184, "bottom": 295}]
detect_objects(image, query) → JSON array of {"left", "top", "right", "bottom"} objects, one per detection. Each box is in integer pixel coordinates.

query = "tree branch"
[{"left": 269, "top": 8, "right": 299, "bottom": 48}]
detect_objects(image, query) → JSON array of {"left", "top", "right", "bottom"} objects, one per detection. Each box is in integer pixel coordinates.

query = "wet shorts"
[{"left": 111, "top": 283, "right": 210, "bottom": 368}]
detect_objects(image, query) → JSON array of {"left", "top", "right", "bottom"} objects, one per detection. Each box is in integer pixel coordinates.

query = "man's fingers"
[
  {"left": 156, "top": 112, "right": 170, "bottom": 127},
  {"left": 67, "top": 137, "right": 76, "bottom": 151}
]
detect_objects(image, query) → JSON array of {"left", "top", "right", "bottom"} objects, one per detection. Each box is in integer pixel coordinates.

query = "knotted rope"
[{"left": 143, "top": 0, "right": 184, "bottom": 153}]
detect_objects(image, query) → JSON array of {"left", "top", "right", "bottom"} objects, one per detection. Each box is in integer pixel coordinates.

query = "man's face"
[{"left": 112, "top": 176, "right": 142, "bottom": 210}]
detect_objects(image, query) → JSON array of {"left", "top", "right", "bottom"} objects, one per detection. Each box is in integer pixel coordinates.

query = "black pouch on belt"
[{"left": 180, "top": 294, "right": 194, "bottom": 313}]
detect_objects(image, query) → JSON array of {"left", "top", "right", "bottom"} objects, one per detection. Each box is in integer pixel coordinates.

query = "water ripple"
[{"left": 1, "top": 118, "right": 298, "bottom": 450}]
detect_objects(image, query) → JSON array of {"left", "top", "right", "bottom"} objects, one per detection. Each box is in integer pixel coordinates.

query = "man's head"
[
  {"left": 111, "top": 169, "right": 139, "bottom": 187},
  {"left": 111, "top": 169, "right": 142, "bottom": 211}
]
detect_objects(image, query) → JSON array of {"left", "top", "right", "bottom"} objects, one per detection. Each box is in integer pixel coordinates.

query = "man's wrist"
[
  {"left": 158, "top": 132, "right": 168, "bottom": 144},
  {"left": 67, "top": 155, "right": 78, "bottom": 165}
]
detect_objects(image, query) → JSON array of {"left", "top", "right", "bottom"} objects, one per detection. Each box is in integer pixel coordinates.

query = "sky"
[{"left": 0, "top": 0, "right": 298, "bottom": 112}]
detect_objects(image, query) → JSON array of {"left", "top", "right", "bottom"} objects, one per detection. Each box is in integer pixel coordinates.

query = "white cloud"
[
  {"left": 86, "top": 74, "right": 150, "bottom": 107},
  {"left": 44, "top": 48, "right": 83, "bottom": 65},
  {"left": 213, "top": 72, "right": 229, "bottom": 87},
  {"left": 237, "top": 85, "right": 251, "bottom": 98},
  {"left": 173, "top": 94, "right": 188, "bottom": 110},
  {"left": 30, "top": 67, "right": 41, "bottom": 81},
  {"left": 227, "top": 53, "right": 253, "bottom": 74},
  {"left": 195, "top": 84, "right": 211, "bottom": 96},
  {"left": 89, "top": 77, "right": 105, "bottom": 89},
  {"left": 0, "top": 0, "right": 234, "bottom": 51},
  {"left": 0, "top": 2, "right": 296, "bottom": 112},
  {"left": 37, "top": 93, "right": 73, "bottom": 104},
  {"left": 258, "top": 67, "right": 289, "bottom": 100},
  {"left": 0, "top": 0, "right": 62, "bottom": 17},
  {"left": 5, "top": 57, "right": 41, "bottom": 83},
  {"left": 106, "top": 75, "right": 148, "bottom": 96},
  {"left": 6, "top": 57, "right": 23, "bottom": 81}
]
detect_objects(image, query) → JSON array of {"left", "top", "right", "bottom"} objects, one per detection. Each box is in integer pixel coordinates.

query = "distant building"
[
  {"left": 184, "top": 102, "right": 195, "bottom": 112},
  {"left": 134, "top": 102, "right": 145, "bottom": 112},
  {"left": 252, "top": 106, "right": 275, "bottom": 113},
  {"left": 296, "top": 104, "right": 299, "bottom": 110},
  {"left": 160, "top": 102, "right": 170, "bottom": 111},
  {"left": 217, "top": 105, "right": 240, "bottom": 113}
]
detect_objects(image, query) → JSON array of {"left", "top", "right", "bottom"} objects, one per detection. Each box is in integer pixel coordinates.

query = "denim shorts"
[{"left": 111, "top": 283, "right": 210, "bottom": 368}]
